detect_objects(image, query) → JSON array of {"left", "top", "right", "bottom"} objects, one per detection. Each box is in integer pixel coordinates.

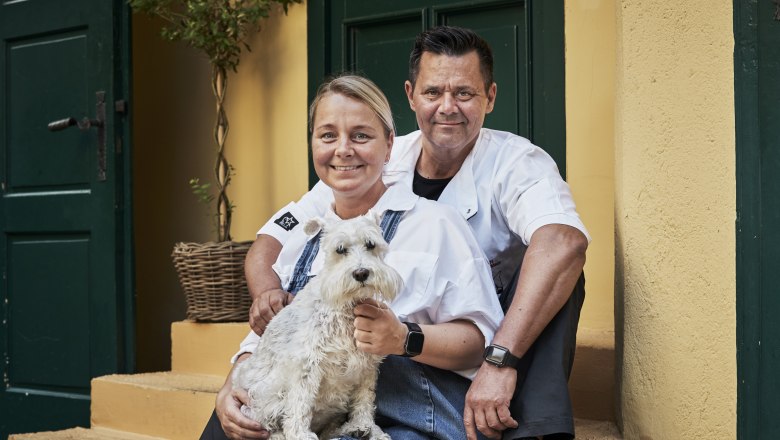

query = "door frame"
[
  {"left": 734, "top": 0, "right": 774, "bottom": 437},
  {"left": 118, "top": 1, "right": 136, "bottom": 374},
  {"left": 306, "top": 0, "right": 566, "bottom": 187}
]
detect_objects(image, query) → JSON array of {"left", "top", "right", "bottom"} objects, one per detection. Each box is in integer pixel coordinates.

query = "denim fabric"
[{"left": 376, "top": 356, "right": 486, "bottom": 440}]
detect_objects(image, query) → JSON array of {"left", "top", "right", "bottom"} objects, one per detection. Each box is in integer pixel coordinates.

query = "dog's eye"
[
  {"left": 365, "top": 240, "right": 375, "bottom": 250},
  {"left": 336, "top": 244, "right": 348, "bottom": 255}
]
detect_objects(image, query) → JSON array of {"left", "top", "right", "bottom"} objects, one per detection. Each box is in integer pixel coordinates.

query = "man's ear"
[
  {"left": 485, "top": 82, "right": 497, "bottom": 114},
  {"left": 404, "top": 80, "right": 416, "bottom": 111}
]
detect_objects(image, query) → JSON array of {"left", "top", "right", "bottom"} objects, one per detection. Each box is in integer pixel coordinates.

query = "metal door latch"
[{"left": 47, "top": 91, "right": 107, "bottom": 181}]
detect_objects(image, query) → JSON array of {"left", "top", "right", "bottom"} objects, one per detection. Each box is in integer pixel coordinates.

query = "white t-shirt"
[
  {"left": 237, "top": 183, "right": 504, "bottom": 379},
  {"left": 260, "top": 128, "right": 590, "bottom": 298}
]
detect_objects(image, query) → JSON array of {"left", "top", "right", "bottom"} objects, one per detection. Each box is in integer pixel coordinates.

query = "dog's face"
[{"left": 305, "top": 212, "right": 403, "bottom": 307}]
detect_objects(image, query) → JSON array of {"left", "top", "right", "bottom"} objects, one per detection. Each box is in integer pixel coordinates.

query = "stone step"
[
  {"left": 170, "top": 321, "right": 617, "bottom": 422},
  {"left": 90, "top": 372, "right": 222, "bottom": 440},
  {"left": 570, "top": 328, "right": 616, "bottom": 421},
  {"left": 10, "top": 419, "right": 620, "bottom": 440},
  {"left": 575, "top": 418, "right": 623, "bottom": 439},
  {"left": 171, "top": 321, "right": 249, "bottom": 376},
  {"left": 9, "top": 427, "right": 166, "bottom": 440}
]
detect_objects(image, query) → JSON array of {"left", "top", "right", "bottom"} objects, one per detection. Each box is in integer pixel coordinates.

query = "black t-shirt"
[{"left": 413, "top": 169, "right": 453, "bottom": 201}]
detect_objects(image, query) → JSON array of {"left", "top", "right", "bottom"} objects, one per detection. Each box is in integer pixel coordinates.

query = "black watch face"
[
  {"left": 406, "top": 331, "right": 424, "bottom": 355},
  {"left": 485, "top": 346, "right": 508, "bottom": 366}
]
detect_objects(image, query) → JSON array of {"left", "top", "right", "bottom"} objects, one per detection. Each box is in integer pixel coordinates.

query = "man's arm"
[
  {"left": 464, "top": 223, "right": 588, "bottom": 440},
  {"left": 245, "top": 235, "right": 291, "bottom": 335},
  {"left": 246, "top": 181, "right": 334, "bottom": 335}
]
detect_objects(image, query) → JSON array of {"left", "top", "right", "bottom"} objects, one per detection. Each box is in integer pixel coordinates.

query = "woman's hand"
[
  {"left": 353, "top": 298, "right": 407, "bottom": 356},
  {"left": 215, "top": 355, "right": 271, "bottom": 439}
]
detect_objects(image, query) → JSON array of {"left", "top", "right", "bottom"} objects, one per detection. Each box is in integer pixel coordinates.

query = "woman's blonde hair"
[{"left": 309, "top": 74, "right": 395, "bottom": 138}]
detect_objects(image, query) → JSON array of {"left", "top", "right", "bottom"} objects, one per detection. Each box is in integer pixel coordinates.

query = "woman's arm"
[
  {"left": 214, "top": 353, "right": 269, "bottom": 440},
  {"left": 353, "top": 300, "right": 485, "bottom": 371}
]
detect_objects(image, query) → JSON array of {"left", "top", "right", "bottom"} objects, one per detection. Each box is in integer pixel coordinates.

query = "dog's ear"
[
  {"left": 365, "top": 209, "right": 383, "bottom": 226},
  {"left": 304, "top": 217, "right": 325, "bottom": 236}
]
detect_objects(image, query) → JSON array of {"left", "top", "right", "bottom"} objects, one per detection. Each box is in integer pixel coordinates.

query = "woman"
[{"left": 205, "top": 75, "right": 503, "bottom": 440}]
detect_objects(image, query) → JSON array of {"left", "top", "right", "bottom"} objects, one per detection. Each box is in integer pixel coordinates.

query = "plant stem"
[{"left": 213, "top": 64, "right": 232, "bottom": 242}]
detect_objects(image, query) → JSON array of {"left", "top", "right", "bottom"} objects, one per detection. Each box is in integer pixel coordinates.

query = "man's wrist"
[{"left": 483, "top": 344, "right": 521, "bottom": 369}]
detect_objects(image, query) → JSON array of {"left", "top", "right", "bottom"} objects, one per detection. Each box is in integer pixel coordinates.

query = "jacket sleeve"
[{"left": 256, "top": 180, "right": 334, "bottom": 245}]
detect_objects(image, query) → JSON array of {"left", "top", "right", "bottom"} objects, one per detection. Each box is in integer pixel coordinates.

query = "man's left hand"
[{"left": 464, "top": 363, "right": 519, "bottom": 440}]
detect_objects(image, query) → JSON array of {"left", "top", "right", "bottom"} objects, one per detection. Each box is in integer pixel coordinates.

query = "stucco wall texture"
[{"left": 614, "top": 2, "right": 736, "bottom": 439}]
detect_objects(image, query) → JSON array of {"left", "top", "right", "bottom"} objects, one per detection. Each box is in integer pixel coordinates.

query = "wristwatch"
[
  {"left": 401, "top": 322, "right": 424, "bottom": 357},
  {"left": 483, "top": 344, "right": 521, "bottom": 369}
]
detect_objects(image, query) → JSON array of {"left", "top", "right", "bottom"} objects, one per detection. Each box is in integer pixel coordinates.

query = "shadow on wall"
[{"left": 132, "top": 13, "right": 216, "bottom": 372}]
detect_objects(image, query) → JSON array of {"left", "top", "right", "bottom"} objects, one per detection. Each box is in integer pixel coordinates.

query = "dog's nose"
[{"left": 352, "top": 268, "right": 369, "bottom": 283}]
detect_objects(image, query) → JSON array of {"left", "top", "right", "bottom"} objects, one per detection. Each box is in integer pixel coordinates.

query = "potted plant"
[{"left": 130, "top": 0, "right": 301, "bottom": 321}]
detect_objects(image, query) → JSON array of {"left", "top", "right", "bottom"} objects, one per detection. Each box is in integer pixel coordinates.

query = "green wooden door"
[
  {"left": 308, "top": 0, "right": 565, "bottom": 185},
  {"left": 0, "top": 1, "right": 133, "bottom": 437},
  {"left": 736, "top": 0, "right": 780, "bottom": 438}
]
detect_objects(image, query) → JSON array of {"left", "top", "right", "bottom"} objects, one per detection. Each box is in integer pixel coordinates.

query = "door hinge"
[{"left": 115, "top": 99, "right": 127, "bottom": 115}]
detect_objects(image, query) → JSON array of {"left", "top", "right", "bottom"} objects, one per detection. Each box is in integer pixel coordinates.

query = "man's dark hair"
[{"left": 408, "top": 26, "right": 494, "bottom": 92}]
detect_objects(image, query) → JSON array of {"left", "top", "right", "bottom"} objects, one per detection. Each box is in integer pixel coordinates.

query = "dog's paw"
[
  {"left": 283, "top": 430, "right": 318, "bottom": 440},
  {"left": 366, "top": 426, "right": 391, "bottom": 440},
  {"left": 337, "top": 421, "right": 389, "bottom": 440}
]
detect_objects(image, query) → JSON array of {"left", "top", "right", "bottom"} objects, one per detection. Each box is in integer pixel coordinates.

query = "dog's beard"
[{"left": 317, "top": 264, "right": 403, "bottom": 308}]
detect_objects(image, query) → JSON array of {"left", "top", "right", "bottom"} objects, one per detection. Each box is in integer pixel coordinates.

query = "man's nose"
[{"left": 439, "top": 92, "right": 458, "bottom": 114}]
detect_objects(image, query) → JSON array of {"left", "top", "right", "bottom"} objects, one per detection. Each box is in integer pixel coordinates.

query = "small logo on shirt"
[{"left": 274, "top": 212, "right": 299, "bottom": 231}]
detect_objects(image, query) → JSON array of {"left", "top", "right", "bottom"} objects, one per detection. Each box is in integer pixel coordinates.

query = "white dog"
[{"left": 232, "top": 212, "right": 403, "bottom": 440}]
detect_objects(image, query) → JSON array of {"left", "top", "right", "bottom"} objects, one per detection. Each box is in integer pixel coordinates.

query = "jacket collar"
[{"left": 386, "top": 129, "right": 483, "bottom": 221}]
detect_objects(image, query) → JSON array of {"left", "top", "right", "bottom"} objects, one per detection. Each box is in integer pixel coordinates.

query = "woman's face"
[{"left": 311, "top": 92, "right": 393, "bottom": 201}]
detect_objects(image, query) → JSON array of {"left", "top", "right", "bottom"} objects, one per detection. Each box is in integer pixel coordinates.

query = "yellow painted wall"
[
  {"left": 228, "top": 4, "right": 309, "bottom": 241},
  {"left": 614, "top": 1, "right": 736, "bottom": 438},
  {"left": 132, "top": 4, "right": 307, "bottom": 371},
  {"left": 565, "top": 0, "right": 616, "bottom": 335}
]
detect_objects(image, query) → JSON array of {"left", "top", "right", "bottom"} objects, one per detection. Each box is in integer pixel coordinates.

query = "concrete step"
[
  {"left": 575, "top": 418, "right": 622, "bottom": 439},
  {"left": 9, "top": 427, "right": 166, "bottom": 440},
  {"left": 90, "top": 372, "right": 222, "bottom": 440},
  {"left": 571, "top": 328, "right": 615, "bottom": 422},
  {"left": 169, "top": 321, "right": 617, "bottom": 422},
  {"left": 10, "top": 419, "right": 620, "bottom": 440},
  {"left": 171, "top": 321, "right": 249, "bottom": 376}
]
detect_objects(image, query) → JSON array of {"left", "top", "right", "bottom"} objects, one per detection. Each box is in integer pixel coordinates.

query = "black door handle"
[
  {"left": 47, "top": 91, "right": 106, "bottom": 181},
  {"left": 47, "top": 116, "right": 102, "bottom": 131}
]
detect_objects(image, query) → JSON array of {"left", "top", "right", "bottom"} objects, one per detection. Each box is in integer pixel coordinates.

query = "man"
[{"left": 234, "top": 26, "right": 589, "bottom": 440}]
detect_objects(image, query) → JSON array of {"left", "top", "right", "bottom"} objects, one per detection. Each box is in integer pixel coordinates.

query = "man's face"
[{"left": 405, "top": 51, "right": 496, "bottom": 157}]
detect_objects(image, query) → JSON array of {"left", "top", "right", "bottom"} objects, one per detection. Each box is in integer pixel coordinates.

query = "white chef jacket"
[
  {"left": 237, "top": 182, "right": 504, "bottom": 379},
  {"left": 259, "top": 128, "right": 590, "bottom": 297}
]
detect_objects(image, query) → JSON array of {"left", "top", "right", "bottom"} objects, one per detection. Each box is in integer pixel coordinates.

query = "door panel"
[
  {"left": 0, "top": 0, "right": 131, "bottom": 437},
  {"left": 308, "top": 0, "right": 564, "bottom": 186},
  {"left": 8, "top": 34, "right": 91, "bottom": 189}
]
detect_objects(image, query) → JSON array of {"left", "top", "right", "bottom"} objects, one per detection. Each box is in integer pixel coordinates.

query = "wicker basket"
[{"left": 172, "top": 240, "right": 254, "bottom": 322}]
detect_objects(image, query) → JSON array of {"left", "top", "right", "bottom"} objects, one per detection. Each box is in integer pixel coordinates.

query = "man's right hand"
[
  {"left": 215, "top": 380, "right": 269, "bottom": 440},
  {"left": 249, "top": 288, "right": 294, "bottom": 335}
]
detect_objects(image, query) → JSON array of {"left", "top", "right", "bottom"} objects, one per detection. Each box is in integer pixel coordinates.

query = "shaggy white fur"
[{"left": 232, "top": 212, "right": 403, "bottom": 440}]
